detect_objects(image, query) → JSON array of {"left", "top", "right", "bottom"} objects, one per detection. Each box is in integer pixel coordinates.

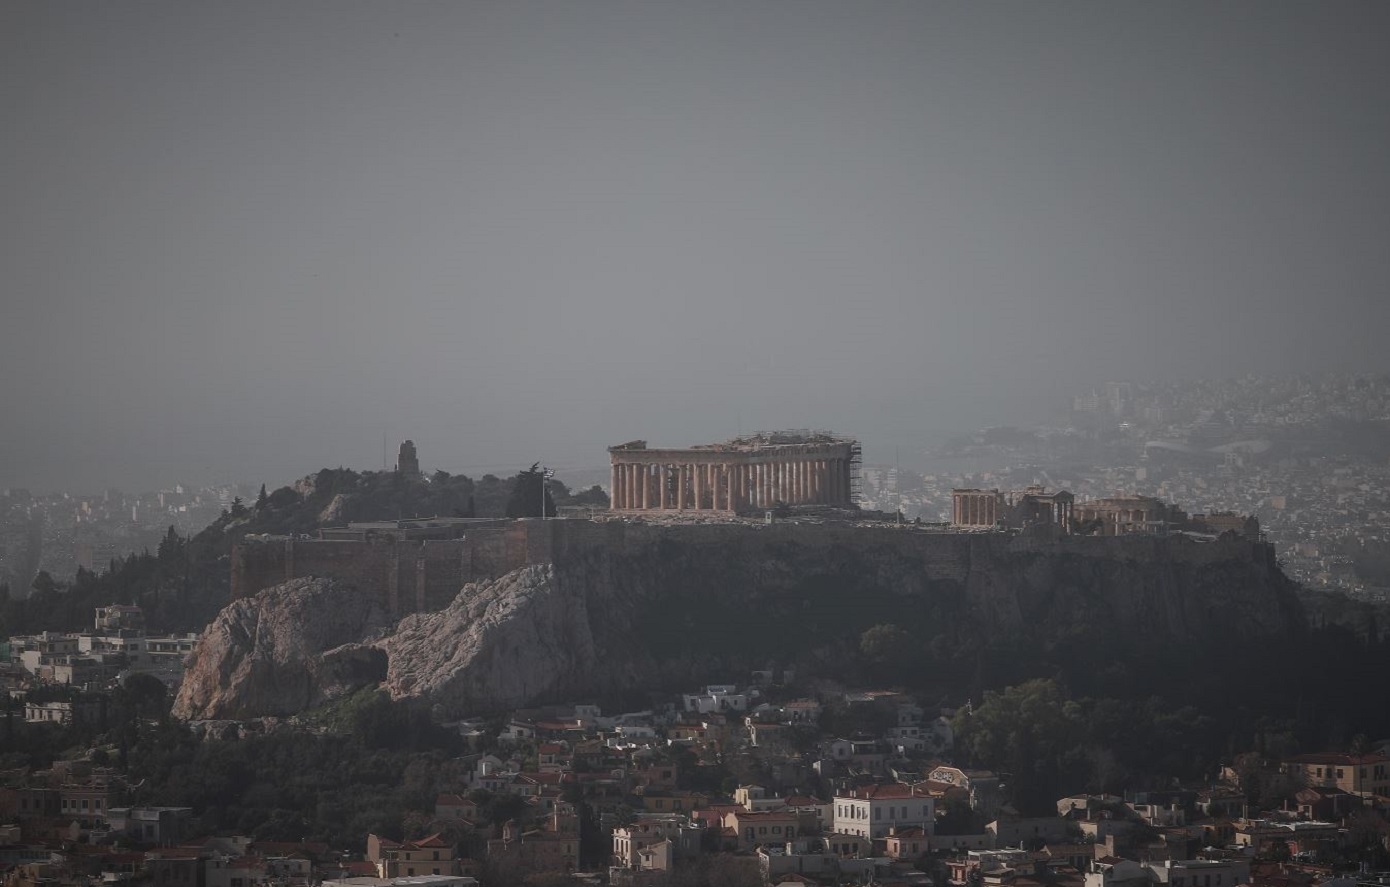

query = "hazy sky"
[{"left": 4, "top": 1, "right": 1389, "bottom": 492}]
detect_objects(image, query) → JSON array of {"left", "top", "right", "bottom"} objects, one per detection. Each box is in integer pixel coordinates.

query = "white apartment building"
[{"left": 832, "top": 783, "right": 934, "bottom": 839}]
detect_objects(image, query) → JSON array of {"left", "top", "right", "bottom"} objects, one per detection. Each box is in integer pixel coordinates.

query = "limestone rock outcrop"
[
  {"left": 172, "top": 577, "right": 390, "bottom": 720},
  {"left": 381, "top": 565, "right": 606, "bottom": 714}
]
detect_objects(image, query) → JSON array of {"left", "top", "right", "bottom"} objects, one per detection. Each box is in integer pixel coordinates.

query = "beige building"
[
  {"left": 609, "top": 432, "right": 859, "bottom": 514},
  {"left": 367, "top": 834, "right": 460, "bottom": 878},
  {"left": 1282, "top": 752, "right": 1390, "bottom": 798}
]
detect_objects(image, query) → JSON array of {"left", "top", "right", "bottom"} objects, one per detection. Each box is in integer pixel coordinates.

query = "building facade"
[
  {"left": 1282, "top": 752, "right": 1390, "bottom": 798},
  {"left": 832, "top": 783, "right": 934, "bottom": 840},
  {"left": 609, "top": 432, "right": 859, "bottom": 514},
  {"left": 951, "top": 486, "right": 1075, "bottom": 531}
]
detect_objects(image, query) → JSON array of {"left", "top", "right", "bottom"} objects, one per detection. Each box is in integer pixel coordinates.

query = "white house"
[{"left": 832, "top": 783, "right": 934, "bottom": 839}]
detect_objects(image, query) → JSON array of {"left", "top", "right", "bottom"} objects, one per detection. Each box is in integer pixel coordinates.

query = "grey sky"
[{"left": 3, "top": 1, "right": 1389, "bottom": 491}]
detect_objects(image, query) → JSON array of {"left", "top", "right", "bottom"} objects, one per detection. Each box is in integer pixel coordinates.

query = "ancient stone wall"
[{"left": 232, "top": 518, "right": 1275, "bottom": 620}]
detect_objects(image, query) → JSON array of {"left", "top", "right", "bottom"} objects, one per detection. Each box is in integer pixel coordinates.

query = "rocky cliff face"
[
  {"left": 382, "top": 565, "right": 608, "bottom": 713},
  {"left": 174, "top": 525, "right": 1307, "bottom": 720},
  {"left": 172, "top": 577, "right": 390, "bottom": 720}
]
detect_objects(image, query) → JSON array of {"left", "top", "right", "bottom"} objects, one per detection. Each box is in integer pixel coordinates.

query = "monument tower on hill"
[{"left": 396, "top": 440, "right": 420, "bottom": 478}]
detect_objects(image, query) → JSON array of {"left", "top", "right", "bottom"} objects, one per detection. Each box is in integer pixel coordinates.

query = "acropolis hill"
[
  {"left": 229, "top": 434, "right": 1266, "bottom": 621},
  {"left": 185, "top": 516, "right": 1302, "bottom": 720}
]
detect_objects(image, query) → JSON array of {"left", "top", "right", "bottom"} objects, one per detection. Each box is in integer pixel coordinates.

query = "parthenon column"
[{"left": 628, "top": 464, "right": 638, "bottom": 511}]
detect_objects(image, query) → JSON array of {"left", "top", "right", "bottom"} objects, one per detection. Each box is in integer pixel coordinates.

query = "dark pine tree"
[{"left": 505, "top": 463, "right": 556, "bottom": 518}]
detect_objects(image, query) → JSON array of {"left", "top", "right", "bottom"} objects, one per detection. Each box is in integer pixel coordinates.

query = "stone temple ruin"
[{"left": 607, "top": 431, "right": 861, "bottom": 514}]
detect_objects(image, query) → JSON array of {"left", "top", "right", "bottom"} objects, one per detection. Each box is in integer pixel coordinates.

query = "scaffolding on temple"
[{"left": 848, "top": 440, "right": 863, "bottom": 504}]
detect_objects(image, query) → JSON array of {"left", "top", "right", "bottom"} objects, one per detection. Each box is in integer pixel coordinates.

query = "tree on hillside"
[
  {"left": 564, "top": 485, "right": 610, "bottom": 508},
  {"left": 505, "top": 464, "right": 556, "bottom": 518}
]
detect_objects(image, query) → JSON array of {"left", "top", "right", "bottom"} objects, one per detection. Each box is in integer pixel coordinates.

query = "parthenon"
[{"left": 608, "top": 432, "right": 859, "bottom": 514}]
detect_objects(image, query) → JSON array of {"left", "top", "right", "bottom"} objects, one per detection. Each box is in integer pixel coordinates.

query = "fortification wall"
[
  {"left": 544, "top": 519, "right": 1271, "bottom": 579},
  {"left": 231, "top": 518, "right": 1275, "bottom": 619}
]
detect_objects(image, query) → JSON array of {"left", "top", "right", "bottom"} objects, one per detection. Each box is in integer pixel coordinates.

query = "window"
[
  {"left": 874, "top": 808, "right": 881, "bottom": 820},
  {"left": 1336, "top": 769, "right": 1344, "bottom": 779}
]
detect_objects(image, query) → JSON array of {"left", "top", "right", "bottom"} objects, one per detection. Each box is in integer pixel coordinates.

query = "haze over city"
[{"left": 4, "top": 1, "right": 1390, "bottom": 492}]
